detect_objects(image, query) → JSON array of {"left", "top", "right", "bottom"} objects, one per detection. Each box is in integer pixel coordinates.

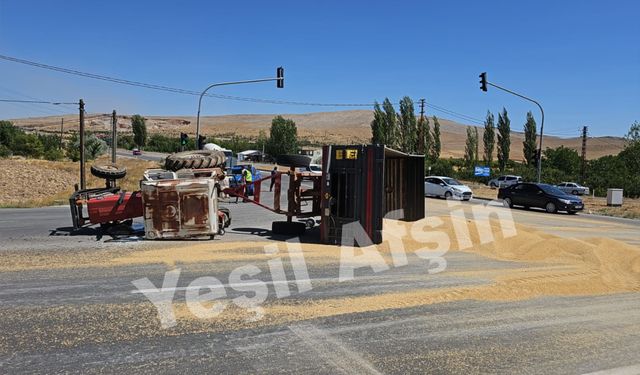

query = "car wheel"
[
  {"left": 545, "top": 202, "right": 557, "bottom": 214},
  {"left": 503, "top": 197, "right": 513, "bottom": 208},
  {"left": 571, "top": 190, "right": 578, "bottom": 195},
  {"left": 490, "top": 182, "right": 498, "bottom": 188},
  {"left": 444, "top": 191, "right": 452, "bottom": 200}
]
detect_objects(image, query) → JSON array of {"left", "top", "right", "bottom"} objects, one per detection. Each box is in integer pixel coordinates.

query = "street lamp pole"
[
  {"left": 479, "top": 73, "right": 545, "bottom": 182},
  {"left": 196, "top": 69, "right": 284, "bottom": 148}
]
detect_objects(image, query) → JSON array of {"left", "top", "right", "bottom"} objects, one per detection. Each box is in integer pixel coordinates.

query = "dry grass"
[
  {"left": 0, "top": 156, "right": 159, "bottom": 208},
  {"left": 10, "top": 111, "right": 625, "bottom": 160}
]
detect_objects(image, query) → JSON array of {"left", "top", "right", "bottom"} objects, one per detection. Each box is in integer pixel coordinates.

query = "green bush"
[
  {"left": 0, "top": 144, "right": 11, "bottom": 158},
  {"left": 44, "top": 148, "right": 65, "bottom": 161},
  {"left": 427, "top": 159, "right": 453, "bottom": 177},
  {"left": 12, "top": 133, "right": 44, "bottom": 158},
  {"left": 66, "top": 132, "right": 107, "bottom": 161}
]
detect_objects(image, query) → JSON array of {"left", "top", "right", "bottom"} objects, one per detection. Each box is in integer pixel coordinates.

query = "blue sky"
[{"left": 0, "top": 0, "right": 638, "bottom": 137}]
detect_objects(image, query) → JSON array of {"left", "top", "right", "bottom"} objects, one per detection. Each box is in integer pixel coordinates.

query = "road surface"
[{"left": 1, "top": 192, "right": 639, "bottom": 374}]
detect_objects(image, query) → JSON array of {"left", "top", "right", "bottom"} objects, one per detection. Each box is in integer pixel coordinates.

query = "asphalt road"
[
  {"left": 1, "top": 189, "right": 639, "bottom": 374},
  {"left": 115, "top": 149, "right": 167, "bottom": 162}
]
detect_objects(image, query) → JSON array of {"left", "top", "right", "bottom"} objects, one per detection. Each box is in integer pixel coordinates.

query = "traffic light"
[
  {"left": 276, "top": 66, "right": 284, "bottom": 88},
  {"left": 479, "top": 72, "right": 488, "bottom": 92},
  {"left": 180, "top": 132, "right": 188, "bottom": 146},
  {"left": 197, "top": 135, "right": 206, "bottom": 150}
]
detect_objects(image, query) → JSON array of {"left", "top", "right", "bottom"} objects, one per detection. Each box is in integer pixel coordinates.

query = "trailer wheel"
[
  {"left": 305, "top": 218, "right": 316, "bottom": 229},
  {"left": 272, "top": 221, "right": 306, "bottom": 236},
  {"left": 276, "top": 154, "right": 312, "bottom": 168},
  {"left": 165, "top": 150, "right": 226, "bottom": 171},
  {"left": 91, "top": 163, "right": 127, "bottom": 179}
]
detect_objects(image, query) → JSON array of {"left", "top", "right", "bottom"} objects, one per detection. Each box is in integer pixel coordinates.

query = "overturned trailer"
[{"left": 320, "top": 144, "right": 425, "bottom": 246}]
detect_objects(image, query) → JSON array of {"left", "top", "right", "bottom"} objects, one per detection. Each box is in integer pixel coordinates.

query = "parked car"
[
  {"left": 487, "top": 175, "right": 522, "bottom": 188},
  {"left": 425, "top": 176, "right": 473, "bottom": 200},
  {"left": 132, "top": 148, "right": 142, "bottom": 156},
  {"left": 498, "top": 182, "right": 584, "bottom": 214},
  {"left": 296, "top": 164, "right": 322, "bottom": 175},
  {"left": 307, "top": 163, "right": 322, "bottom": 175},
  {"left": 556, "top": 182, "right": 590, "bottom": 196}
]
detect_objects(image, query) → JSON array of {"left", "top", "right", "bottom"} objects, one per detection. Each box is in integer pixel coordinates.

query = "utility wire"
[
  {"left": 0, "top": 54, "right": 484, "bottom": 125},
  {"left": 0, "top": 98, "right": 78, "bottom": 105}
]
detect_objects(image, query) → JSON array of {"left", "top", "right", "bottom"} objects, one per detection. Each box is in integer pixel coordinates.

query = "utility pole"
[
  {"left": 59, "top": 118, "right": 64, "bottom": 149},
  {"left": 418, "top": 98, "right": 426, "bottom": 154},
  {"left": 580, "top": 126, "right": 588, "bottom": 184},
  {"left": 111, "top": 110, "right": 117, "bottom": 163},
  {"left": 79, "top": 99, "right": 86, "bottom": 190},
  {"left": 479, "top": 72, "right": 545, "bottom": 182}
]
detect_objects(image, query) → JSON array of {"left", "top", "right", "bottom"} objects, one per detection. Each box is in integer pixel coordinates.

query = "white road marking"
[
  {"left": 582, "top": 364, "right": 640, "bottom": 375},
  {"left": 288, "top": 323, "right": 382, "bottom": 375}
]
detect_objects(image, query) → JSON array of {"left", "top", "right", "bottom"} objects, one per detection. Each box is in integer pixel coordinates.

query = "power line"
[
  {"left": 0, "top": 98, "right": 77, "bottom": 105},
  {"left": 0, "top": 53, "right": 485, "bottom": 125}
]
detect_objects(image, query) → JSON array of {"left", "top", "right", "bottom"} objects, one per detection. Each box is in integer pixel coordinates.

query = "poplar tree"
[
  {"left": 497, "top": 108, "right": 511, "bottom": 172},
  {"left": 483, "top": 111, "right": 495, "bottom": 165}
]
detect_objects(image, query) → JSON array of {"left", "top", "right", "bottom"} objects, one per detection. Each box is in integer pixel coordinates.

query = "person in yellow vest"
[{"left": 242, "top": 167, "right": 253, "bottom": 199}]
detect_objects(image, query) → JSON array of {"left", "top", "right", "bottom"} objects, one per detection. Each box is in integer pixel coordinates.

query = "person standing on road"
[
  {"left": 270, "top": 166, "right": 277, "bottom": 192},
  {"left": 242, "top": 167, "right": 253, "bottom": 201}
]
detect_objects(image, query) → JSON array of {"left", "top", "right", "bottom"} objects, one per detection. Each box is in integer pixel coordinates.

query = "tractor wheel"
[
  {"left": 91, "top": 163, "right": 127, "bottom": 180},
  {"left": 272, "top": 221, "right": 306, "bottom": 236},
  {"left": 165, "top": 150, "right": 226, "bottom": 171},
  {"left": 219, "top": 207, "right": 231, "bottom": 228},
  {"left": 276, "top": 154, "right": 312, "bottom": 168}
]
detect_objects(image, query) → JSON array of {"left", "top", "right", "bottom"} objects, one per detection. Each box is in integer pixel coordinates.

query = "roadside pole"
[
  {"left": 79, "top": 99, "right": 86, "bottom": 190},
  {"left": 479, "top": 72, "right": 545, "bottom": 182},
  {"left": 196, "top": 67, "right": 285, "bottom": 148},
  {"left": 59, "top": 118, "right": 64, "bottom": 149},
  {"left": 418, "top": 98, "right": 426, "bottom": 154},
  {"left": 111, "top": 110, "right": 117, "bottom": 163}
]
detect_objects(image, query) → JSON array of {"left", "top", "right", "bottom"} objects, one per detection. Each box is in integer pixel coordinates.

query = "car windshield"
[
  {"left": 539, "top": 184, "right": 568, "bottom": 196},
  {"left": 442, "top": 178, "right": 462, "bottom": 186}
]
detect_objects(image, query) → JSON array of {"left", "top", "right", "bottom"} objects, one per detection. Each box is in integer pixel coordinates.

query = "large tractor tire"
[
  {"left": 90, "top": 163, "right": 127, "bottom": 180},
  {"left": 276, "top": 154, "right": 312, "bottom": 168},
  {"left": 165, "top": 150, "right": 227, "bottom": 171}
]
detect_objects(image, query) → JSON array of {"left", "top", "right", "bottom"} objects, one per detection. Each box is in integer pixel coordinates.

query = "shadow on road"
[{"left": 231, "top": 225, "right": 321, "bottom": 244}]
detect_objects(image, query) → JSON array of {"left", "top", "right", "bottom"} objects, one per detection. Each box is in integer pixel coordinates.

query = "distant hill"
[{"left": 8, "top": 110, "right": 625, "bottom": 160}]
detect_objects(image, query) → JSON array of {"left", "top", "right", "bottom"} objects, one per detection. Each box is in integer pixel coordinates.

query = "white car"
[
  {"left": 425, "top": 176, "right": 473, "bottom": 200},
  {"left": 556, "top": 182, "right": 590, "bottom": 196},
  {"left": 487, "top": 175, "right": 522, "bottom": 188}
]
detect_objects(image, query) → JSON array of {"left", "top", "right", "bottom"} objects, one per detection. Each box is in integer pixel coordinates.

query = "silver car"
[
  {"left": 556, "top": 182, "right": 590, "bottom": 196},
  {"left": 487, "top": 175, "right": 522, "bottom": 188}
]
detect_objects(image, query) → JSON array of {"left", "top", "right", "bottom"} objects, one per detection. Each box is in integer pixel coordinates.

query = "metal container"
[
  {"left": 606, "top": 188, "right": 623, "bottom": 206},
  {"left": 320, "top": 144, "right": 424, "bottom": 246},
  {"left": 141, "top": 178, "right": 220, "bottom": 239}
]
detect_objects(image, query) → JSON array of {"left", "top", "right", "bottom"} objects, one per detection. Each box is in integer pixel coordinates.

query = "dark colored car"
[{"left": 497, "top": 183, "right": 584, "bottom": 214}]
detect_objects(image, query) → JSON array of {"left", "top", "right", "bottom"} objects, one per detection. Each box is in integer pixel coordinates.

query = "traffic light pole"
[
  {"left": 196, "top": 69, "right": 284, "bottom": 149},
  {"left": 482, "top": 78, "right": 545, "bottom": 182}
]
